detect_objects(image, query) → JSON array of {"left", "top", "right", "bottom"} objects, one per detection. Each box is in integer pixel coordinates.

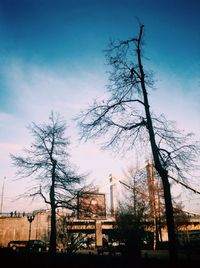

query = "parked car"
[
  {"left": 26, "top": 240, "right": 47, "bottom": 252},
  {"left": 97, "top": 243, "right": 127, "bottom": 256},
  {"left": 8, "top": 240, "right": 28, "bottom": 251}
]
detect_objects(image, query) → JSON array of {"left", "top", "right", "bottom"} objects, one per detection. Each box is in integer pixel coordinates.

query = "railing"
[
  {"left": 0, "top": 212, "right": 26, "bottom": 217},
  {"left": 0, "top": 212, "right": 13, "bottom": 217}
]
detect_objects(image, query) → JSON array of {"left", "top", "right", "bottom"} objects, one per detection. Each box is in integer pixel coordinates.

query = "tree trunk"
[
  {"left": 142, "top": 79, "right": 177, "bottom": 262},
  {"left": 137, "top": 25, "right": 177, "bottom": 262},
  {"left": 49, "top": 159, "right": 57, "bottom": 254},
  {"left": 159, "top": 168, "right": 177, "bottom": 261},
  {"left": 146, "top": 105, "right": 177, "bottom": 262}
]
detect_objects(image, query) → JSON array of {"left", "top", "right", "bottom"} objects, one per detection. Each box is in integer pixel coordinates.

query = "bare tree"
[
  {"left": 56, "top": 211, "right": 89, "bottom": 253},
  {"left": 77, "top": 25, "right": 199, "bottom": 261},
  {"left": 11, "top": 112, "right": 86, "bottom": 254},
  {"left": 121, "top": 164, "right": 166, "bottom": 250},
  {"left": 122, "top": 166, "right": 152, "bottom": 221},
  {"left": 114, "top": 198, "right": 148, "bottom": 259}
]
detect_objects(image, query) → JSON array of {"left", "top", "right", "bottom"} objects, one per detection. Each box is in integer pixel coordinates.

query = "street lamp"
[{"left": 27, "top": 214, "right": 35, "bottom": 241}]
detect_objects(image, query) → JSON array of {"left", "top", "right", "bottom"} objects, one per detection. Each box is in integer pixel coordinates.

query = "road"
[{"left": 77, "top": 248, "right": 200, "bottom": 261}]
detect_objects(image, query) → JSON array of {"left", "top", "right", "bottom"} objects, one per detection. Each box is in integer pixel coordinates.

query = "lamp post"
[{"left": 27, "top": 214, "right": 35, "bottom": 241}]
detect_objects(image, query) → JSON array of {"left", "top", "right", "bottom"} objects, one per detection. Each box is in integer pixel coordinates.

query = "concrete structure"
[
  {"left": 1, "top": 209, "right": 200, "bottom": 248},
  {"left": 0, "top": 210, "right": 115, "bottom": 248},
  {"left": 64, "top": 216, "right": 115, "bottom": 247},
  {"left": 0, "top": 210, "right": 50, "bottom": 247}
]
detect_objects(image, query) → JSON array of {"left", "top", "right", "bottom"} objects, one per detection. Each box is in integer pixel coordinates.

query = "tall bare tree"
[
  {"left": 11, "top": 112, "right": 85, "bottom": 254},
  {"left": 77, "top": 25, "right": 199, "bottom": 261},
  {"left": 114, "top": 200, "right": 147, "bottom": 259}
]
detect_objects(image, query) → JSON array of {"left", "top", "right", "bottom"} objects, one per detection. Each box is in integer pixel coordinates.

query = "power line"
[
  {"left": 168, "top": 175, "right": 200, "bottom": 195},
  {"left": 138, "top": 163, "right": 200, "bottom": 195},
  {"left": 181, "top": 197, "right": 200, "bottom": 202},
  {"left": 119, "top": 180, "right": 150, "bottom": 201},
  {"left": 119, "top": 179, "right": 200, "bottom": 217}
]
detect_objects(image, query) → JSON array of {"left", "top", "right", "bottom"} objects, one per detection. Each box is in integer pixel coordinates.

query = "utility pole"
[{"left": 0, "top": 176, "right": 6, "bottom": 214}]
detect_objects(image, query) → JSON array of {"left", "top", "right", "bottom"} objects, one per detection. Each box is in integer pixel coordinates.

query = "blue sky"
[{"left": 0, "top": 0, "right": 200, "bottom": 213}]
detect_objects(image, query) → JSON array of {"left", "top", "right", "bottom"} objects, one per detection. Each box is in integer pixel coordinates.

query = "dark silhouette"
[
  {"left": 11, "top": 112, "right": 86, "bottom": 254},
  {"left": 77, "top": 24, "right": 200, "bottom": 262}
]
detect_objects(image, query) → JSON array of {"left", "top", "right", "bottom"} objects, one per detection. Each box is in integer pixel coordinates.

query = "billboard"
[{"left": 77, "top": 192, "right": 106, "bottom": 219}]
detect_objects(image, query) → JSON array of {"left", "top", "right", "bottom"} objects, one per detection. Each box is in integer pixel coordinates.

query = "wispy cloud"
[
  {"left": 0, "top": 59, "right": 128, "bottom": 212},
  {"left": 1, "top": 58, "right": 200, "bottom": 213},
  {"left": 3, "top": 58, "right": 106, "bottom": 120},
  {"left": 149, "top": 68, "right": 200, "bottom": 137}
]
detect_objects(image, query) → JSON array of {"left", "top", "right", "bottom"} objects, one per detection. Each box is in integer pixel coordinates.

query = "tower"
[{"left": 109, "top": 174, "right": 116, "bottom": 217}]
